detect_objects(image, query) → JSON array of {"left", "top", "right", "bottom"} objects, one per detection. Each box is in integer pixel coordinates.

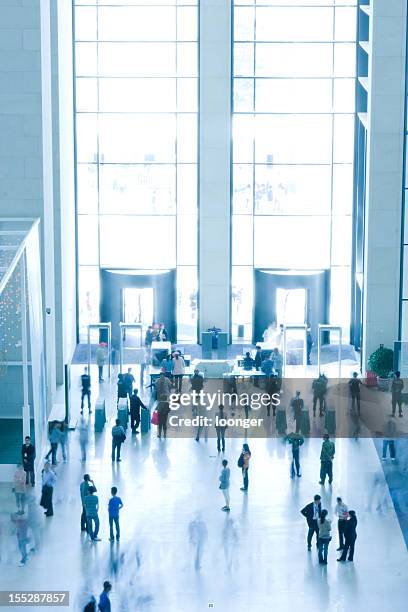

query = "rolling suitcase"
[{"left": 141, "top": 407, "right": 151, "bottom": 433}]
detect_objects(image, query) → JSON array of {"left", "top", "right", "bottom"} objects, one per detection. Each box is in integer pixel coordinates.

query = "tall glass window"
[
  {"left": 74, "top": 0, "right": 198, "bottom": 342},
  {"left": 232, "top": 0, "right": 357, "bottom": 342}
]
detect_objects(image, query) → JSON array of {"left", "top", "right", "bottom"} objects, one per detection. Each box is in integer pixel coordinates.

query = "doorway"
[
  {"left": 276, "top": 288, "right": 306, "bottom": 327},
  {"left": 123, "top": 288, "right": 154, "bottom": 327},
  {"left": 122, "top": 288, "right": 154, "bottom": 347}
]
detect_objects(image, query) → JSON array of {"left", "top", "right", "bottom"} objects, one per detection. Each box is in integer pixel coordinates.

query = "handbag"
[
  {"left": 151, "top": 410, "right": 159, "bottom": 425},
  {"left": 237, "top": 454, "right": 244, "bottom": 468}
]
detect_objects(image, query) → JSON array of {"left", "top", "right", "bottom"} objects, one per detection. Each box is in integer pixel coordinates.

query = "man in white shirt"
[{"left": 335, "top": 496, "right": 349, "bottom": 551}]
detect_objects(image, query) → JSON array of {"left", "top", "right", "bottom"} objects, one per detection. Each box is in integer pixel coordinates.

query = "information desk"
[
  {"left": 193, "top": 359, "right": 232, "bottom": 378},
  {"left": 223, "top": 369, "right": 266, "bottom": 379}
]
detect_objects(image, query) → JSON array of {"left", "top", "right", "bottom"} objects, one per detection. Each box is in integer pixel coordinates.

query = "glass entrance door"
[
  {"left": 122, "top": 288, "right": 154, "bottom": 332},
  {"left": 276, "top": 288, "right": 306, "bottom": 327}
]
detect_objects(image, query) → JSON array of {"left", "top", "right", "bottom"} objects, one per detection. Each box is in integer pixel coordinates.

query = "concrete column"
[
  {"left": 51, "top": 0, "right": 77, "bottom": 384},
  {"left": 198, "top": 0, "right": 231, "bottom": 339},
  {"left": 362, "top": 0, "right": 406, "bottom": 367}
]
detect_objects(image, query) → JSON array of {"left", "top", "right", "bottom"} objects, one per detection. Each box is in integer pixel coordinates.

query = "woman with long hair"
[{"left": 317, "top": 509, "right": 332, "bottom": 565}]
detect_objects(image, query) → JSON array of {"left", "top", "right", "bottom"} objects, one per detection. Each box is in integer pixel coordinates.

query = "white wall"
[{"left": 363, "top": 0, "right": 406, "bottom": 367}]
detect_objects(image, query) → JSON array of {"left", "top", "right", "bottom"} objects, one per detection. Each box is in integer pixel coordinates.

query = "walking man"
[
  {"left": 157, "top": 399, "right": 171, "bottom": 439},
  {"left": 335, "top": 496, "right": 348, "bottom": 551},
  {"left": 191, "top": 368, "right": 204, "bottom": 394},
  {"left": 155, "top": 372, "right": 172, "bottom": 402},
  {"left": 219, "top": 459, "right": 231, "bottom": 511},
  {"left": 12, "top": 464, "right": 27, "bottom": 514},
  {"left": 123, "top": 368, "right": 135, "bottom": 400},
  {"left": 391, "top": 371, "right": 404, "bottom": 417},
  {"left": 45, "top": 423, "right": 61, "bottom": 466},
  {"left": 382, "top": 415, "right": 397, "bottom": 461},
  {"left": 83, "top": 486, "right": 100, "bottom": 541},
  {"left": 96, "top": 343, "right": 106, "bottom": 383},
  {"left": 21, "top": 436, "right": 35, "bottom": 486},
  {"left": 301, "top": 494, "right": 322, "bottom": 550},
  {"left": 286, "top": 432, "right": 304, "bottom": 478},
  {"left": 108, "top": 487, "right": 123, "bottom": 542},
  {"left": 81, "top": 366, "right": 92, "bottom": 414},
  {"left": 111, "top": 419, "right": 126, "bottom": 462},
  {"left": 11, "top": 512, "right": 29, "bottom": 567},
  {"left": 291, "top": 391, "right": 304, "bottom": 434},
  {"left": 319, "top": 434, "right": 335, "bottom": 485},
  {"left": 129, "top": 389, "right": 146, "bottom": 434},
  {"left": 80, "top": 474, "right": 96, "bottom": 532},
  {"left": 348, "top": 372, "right": 362, "bottom": 415},
  {"left": 215, "top": 405, "right": 227, "bottom": 452},
  {"left": 98, "top": 582, "right": 112, "bottom": 612},
  {"left": 78, "top": 416, "right": 89, "bottom": 463},
  {"left": 312, "top": 374, "right": 327, "bottom": 417}
]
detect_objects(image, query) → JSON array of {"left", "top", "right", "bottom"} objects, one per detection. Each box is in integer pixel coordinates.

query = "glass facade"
[
  {"left": 74, "top": 0, "right": 198, "bottom": 342},
  {"left": 401, "top": 161, "right": 408, "bottom": 341},
  {"left": 232, "top": 0, "right": 357, "bottom": 342}
]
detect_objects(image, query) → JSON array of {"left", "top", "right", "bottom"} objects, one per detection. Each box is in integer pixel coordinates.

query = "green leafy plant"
[{"left": 368, "top": 344, "right": 394, "bottom": 378}]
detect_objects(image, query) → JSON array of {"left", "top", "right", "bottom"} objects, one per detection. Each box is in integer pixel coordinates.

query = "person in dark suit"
[
  {"left": 337, "top": 510, "right": 357, "bottom": 562},
  {"left": 123, "top": 368, "right": 135, "bottom": 400},
  {"left": 254, "top": 346, "right": 262, "bottom": 371},
  {"left": 349, "top": 372, "right": 362, "bottom": 415},
  {"left": 129, "top": 389, "right": 146, "bottom": 434},
  {"left": 301, "top": 494, "right": 322, "bottom": 550},
  {"left": 21, "top": 436, "right": 36, "bottom": 486},
  {"left": 80, "top": 366, "right": 91, "bottom": 414},
  {"left": 291, "top": 391, "right": 304, "bottom": 434},
  {"left": 117, "top": 374, "right": 128, "bottom": 403}
]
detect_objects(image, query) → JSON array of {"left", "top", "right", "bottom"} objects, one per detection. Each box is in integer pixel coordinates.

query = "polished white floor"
[{"left": 1, "top": 364, "right": 408, "bottom": 611}]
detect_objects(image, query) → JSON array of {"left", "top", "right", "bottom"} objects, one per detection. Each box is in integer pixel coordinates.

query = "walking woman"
[
  {"left": 337, "top": 510, "right": 357, "bottom": 562},
  {"left": 172, "top": 352, "right": 185, "bottom": 394},
  {"left": 238, "top": 443, "right": 251, "bottom": 491},
  {"left": 317, "top": 509, "right": 332, "bottom": 565},
  {"left": 40, "top": 462, "right": 57, "bottom": 517}
]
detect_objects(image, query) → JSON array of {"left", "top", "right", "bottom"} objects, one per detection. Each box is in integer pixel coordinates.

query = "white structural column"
[
  {"left": 40, "top": 0, "right": 57, "bottom": 406},
  {"left": 51, "top": 0, "right": 77, "bottom": 384},
  {"left": 362, "top": 0, "right": 407, "bottom": 367},
  {"left": 198, "top": 0, "right": 231, "bottom": 338}
]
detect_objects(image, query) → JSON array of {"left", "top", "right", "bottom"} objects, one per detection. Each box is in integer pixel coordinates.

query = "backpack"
[{"left": 237, "top": 454, "right": 244, "bottom": 468}]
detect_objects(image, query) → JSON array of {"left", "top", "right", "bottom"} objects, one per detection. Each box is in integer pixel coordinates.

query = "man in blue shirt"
[
  {"left": 98, "top": 581, "right": 111, "bottom": 612},
  {"left": 108, "top": 486, "right": 123, "bottom": 542},
  {"left": 83, "top": 486, "right": 100, "bottom": 541}
]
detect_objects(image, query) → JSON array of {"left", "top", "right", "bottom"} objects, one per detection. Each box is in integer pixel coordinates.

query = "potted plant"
[{"left": 368, "top": 344, "right": 394, "bottom": 390}]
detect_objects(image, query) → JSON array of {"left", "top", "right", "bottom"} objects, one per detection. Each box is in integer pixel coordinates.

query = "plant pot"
[{"left": 377, "top": 377, "right": 390, "bottom": 392}]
